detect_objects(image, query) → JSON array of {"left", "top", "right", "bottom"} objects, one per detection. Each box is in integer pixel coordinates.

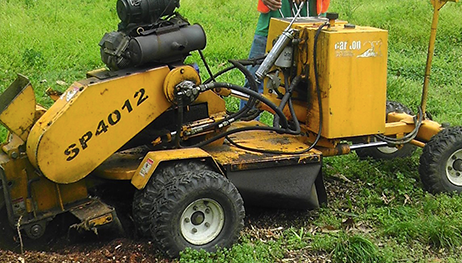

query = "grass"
[{"left": 1, "top": 0, "right": 462, "bottom": 262}]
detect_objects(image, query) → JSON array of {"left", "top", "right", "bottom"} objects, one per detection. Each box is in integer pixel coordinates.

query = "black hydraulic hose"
[
  {"left": 198, "top": 50, "right": 216, "bottom": 83},
  {"left": 288, "top": 98, "right": 301, "bottom": 134},
  {"left": 273, "top": 72, "right": 291, "bottom": 127},
  {"left": 192, "top": 59, "right": 263, "bottom": 134},
  {"left": 200, "top": 82, "right": 290, "bottom": 129},
  {"left": 309, "top": 22, "right": 329, "bottom": 150},
  {"left": 193, "top": 24, "right": 329, "bottom": 154},
  {"left": 195, "top": 125, "right": 298, "bottom": 148},
  {"left": 175, "top": 96, "right": 184, "bottom": 148},
  {"left": 203, "top": 56, "right": 266, "bottom": 85},
  {"left": 273, "top": 74, "right": 301, "bottom": 127},
  {"left": 375, "top": 106, "right": 424, "bottom": 144},
  {"left": 222, "top": 91, "right": 302, "bottom": 155}
]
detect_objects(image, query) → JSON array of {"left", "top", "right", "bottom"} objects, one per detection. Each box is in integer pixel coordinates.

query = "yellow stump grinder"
[{"left": 0, "top": 0, "right": 460, "bottom": 258}]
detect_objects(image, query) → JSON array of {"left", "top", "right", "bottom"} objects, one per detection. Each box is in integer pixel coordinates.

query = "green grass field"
[{"left": 1, "top": 0, "right": 462, "bottom": 262}]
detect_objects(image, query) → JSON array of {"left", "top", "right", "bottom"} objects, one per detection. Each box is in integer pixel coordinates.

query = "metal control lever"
[{"left": 255, "top": 2, "right": 305, "bottom": 80}]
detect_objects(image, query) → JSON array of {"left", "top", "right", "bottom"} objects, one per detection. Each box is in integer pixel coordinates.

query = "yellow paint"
[
  {"left": 163, "top": 66, "right": 201, "bottom": 104},
  {"left": 0, "top": 150, "right": 88, "bottom": 216},
  {"left": 163, "top": 65, "right": 225, "bottom": 116},
  {"left": 385, "top": 112, "right": 442, "bottom": 143},
  {"left": 204, "top": 121, "right": 322, "bottom": 165},
  {"left": 266, "top": 18, "right": 388, "bottom": 139},
  {"left": 27, "top": 66, "right": 172, "bottom": 184},
  {"left": 131, "top": 148, "right": 222, "bottom": 189},
  {"left": 0, "top": 74, "right": 36, "bottom": 141},
  {"left": 89, "top": 214, "right": 113, "bottom": 228},
  {"left": 93, "top": 151, "right": 144, "bottom": 180}
]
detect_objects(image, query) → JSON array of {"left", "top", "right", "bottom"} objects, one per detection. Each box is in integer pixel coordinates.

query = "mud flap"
[
  {"left": 69, "top": 198, "right": 124, "bottom": 236},
  {"left": 227, "top": 160, "right": 327, "bottom": 210}
]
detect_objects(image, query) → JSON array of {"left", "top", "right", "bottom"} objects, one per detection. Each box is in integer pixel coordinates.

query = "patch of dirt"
[{"left": 0, "top": 178, "right": 354, "bottom": 263}]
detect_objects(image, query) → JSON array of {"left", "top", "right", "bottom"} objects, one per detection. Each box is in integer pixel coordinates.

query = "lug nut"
[
  {"left": 192, "top": 228, "right": 197, "bottom": 233},
  {"left": 205, "top": 222, "right": 210, "bottom": 227},
  {"left": 205, "top": 208, "right": 210, "bottom": 214},
  {"left": 185, "top": 218, "right": 190, "bottom": 223}
]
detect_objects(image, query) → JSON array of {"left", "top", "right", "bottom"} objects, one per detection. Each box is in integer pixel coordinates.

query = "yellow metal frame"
[
  {"left": 421, "top": 0, "right": 458, "bottom": 114},
  {"left": 131, "top": 148, "right": 223, "bottom": 189}
]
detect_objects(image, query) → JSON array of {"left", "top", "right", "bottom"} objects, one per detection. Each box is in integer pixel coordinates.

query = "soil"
[{"left": 0, "top": 179, "right": 347, "bottom": 263}]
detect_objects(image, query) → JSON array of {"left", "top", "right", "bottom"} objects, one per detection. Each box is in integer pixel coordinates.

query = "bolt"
[
  {"left": 30, "top": 224, "right": 43, "bottom": 238},
  {"left": 185, "top": 218, "right": 190, "bottom": 223},
  {"left": 205, "top": 222, "right": 210, "bottom": 227},
  {"left": 10, "top": 151, "right": 18, "bottom": 159},
  {"left": 205, "top": 208, "right": 210, "bottom": 214},
  {"left": 192, "top": 228, "right": 197, "bottom": 234}
]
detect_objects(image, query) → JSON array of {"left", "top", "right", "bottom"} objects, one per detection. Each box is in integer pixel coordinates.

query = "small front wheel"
[
  {"left": 419, "top": 126, "right": 462, "bottom": 193},
  {"left": 150, "top": 169, "right": 245, "bottom": 258}
]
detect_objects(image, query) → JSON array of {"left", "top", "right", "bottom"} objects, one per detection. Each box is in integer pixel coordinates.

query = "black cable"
[
  {"left": 196, "top": 23, "right": 329, "bottom": 154},
  {"left": 175, "top": 96, "right": 184, "bottom": 148},
  {"left": 193, "top": 60, "right": 262, "bottom": 133},
  {"left": 203, "top": 56, "right": 266, "bottom": 85},
  {"left": 200, "top": 82, "right": 290, "bottom": 129},
  {"left": 198, "top": 50, "right": 217, "bottom": 83},
  {"left": 309, "top": 22, "right": 329, "bottom": 150},
  {"left": 375, "top": 106, "right": 424, "bottom": 144},
  {"left": 195, "top": 125, "right": 296, "bottom": 148},
  {"left": 273, "top": 73, "right": 301, "bottom": 127}
]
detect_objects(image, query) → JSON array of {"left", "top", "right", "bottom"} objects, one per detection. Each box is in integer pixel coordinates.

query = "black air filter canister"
[{"left": 128, "top": 24, "right": 206, "bottom": 66}]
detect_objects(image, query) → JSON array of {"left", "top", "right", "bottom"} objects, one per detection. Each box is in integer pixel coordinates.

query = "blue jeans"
[{"left": 240, "top": 34, "right": 267, "bottom": 111}]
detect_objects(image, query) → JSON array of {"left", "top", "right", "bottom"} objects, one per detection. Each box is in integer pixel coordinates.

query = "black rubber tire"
[
  {"left": 419, "top": 126, "right": 462, "bottom": 193},
  {"left": 132, "top": 161, "right": 209, "bottom": 237},
  {"left": 150, "top": 169, "right": 245, "bottom": 258},
  {"left": 355, "top": 101, "right": 416, "bottom": 160}
]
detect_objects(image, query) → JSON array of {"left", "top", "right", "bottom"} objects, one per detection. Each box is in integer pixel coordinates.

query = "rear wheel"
[
  {"left": 356, "top": 101, "right": 416, "bottom": 160},
  {"left": 419, "top": 126, "right": 462, "bottom": 193},
  {"left": 132, "top": 161, "right": 209, "bottom": 237},
  {"left": 150, "top": 169, "right": 245, "bottom": 258}
]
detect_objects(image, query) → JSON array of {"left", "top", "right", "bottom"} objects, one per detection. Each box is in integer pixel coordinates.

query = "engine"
[{"left": 99, "top": 0, "right": 207, "bottom": 70}]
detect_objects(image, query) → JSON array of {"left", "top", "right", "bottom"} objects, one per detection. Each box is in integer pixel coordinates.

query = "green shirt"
[{"left": 255, "top": 0, "right": 313, "bottom": 36}]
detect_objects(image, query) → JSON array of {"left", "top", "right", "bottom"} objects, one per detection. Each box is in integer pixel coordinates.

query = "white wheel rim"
[
  {"left": 446, "top": 149, "right": 462, "bottom": 186},
  {"left": 180, "top": 198, "right": 224, "bottom": 245},
  {"left": 377, "top": 146, "right": 398, "bottom": 154}
]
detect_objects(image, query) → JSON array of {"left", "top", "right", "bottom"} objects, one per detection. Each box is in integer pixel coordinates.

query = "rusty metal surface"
[
  {"left": 204, "top": 121, "right": 321, "bottom": 172},
  {"left": 69, "top": 198, "right": 115, "bottom": 231}
]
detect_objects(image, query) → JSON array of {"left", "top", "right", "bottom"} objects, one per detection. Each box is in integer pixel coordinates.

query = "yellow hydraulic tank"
[{"left": 267, "top": 18, "right": 388, "bottom": 139}]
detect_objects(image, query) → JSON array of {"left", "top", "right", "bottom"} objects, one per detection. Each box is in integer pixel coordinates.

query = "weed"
[
  {"left": 22, "top": 48, "right": 44, "bottom": 68},
  {"left": 331, "top": 233, "right": 383, "bottom": 263}
]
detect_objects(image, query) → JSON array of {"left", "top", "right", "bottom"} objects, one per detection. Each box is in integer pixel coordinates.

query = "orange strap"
[
  {"left": 257, "top": 0, "right": 270, "bottom": 13},
  {"left": 317, "top": 0, "right": 330, "bottom": 15}
]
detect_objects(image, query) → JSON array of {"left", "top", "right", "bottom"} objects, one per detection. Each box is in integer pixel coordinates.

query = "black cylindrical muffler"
[{"left": 129, "top": 24, "right": 206, "bottom": 66}]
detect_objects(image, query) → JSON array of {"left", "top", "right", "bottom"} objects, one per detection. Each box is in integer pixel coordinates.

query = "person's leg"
[{"left": 240, "top": 34, "right": 267, "bottom": 110}]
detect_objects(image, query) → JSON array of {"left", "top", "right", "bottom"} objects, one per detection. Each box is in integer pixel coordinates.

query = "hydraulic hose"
[
  {"left": 200, "top": 81, "right": 289, "bottom": 129},
  {"left": 273, "top": 74, "right": 301, "bottom": 128}
]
